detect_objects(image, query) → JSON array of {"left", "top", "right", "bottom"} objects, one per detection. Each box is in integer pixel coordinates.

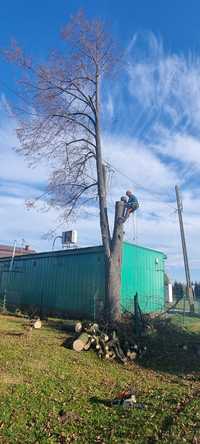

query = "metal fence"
[{"left": 171, "top": 297, "right": 200, "bottom": 314}]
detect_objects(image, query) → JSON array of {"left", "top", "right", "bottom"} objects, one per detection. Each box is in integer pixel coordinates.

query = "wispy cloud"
[
  {"left": 126, "top": 32, "right": 200, "bottom": 138},
  {"left": 103, "top": 32, "right": 200, "bottom": 280}
]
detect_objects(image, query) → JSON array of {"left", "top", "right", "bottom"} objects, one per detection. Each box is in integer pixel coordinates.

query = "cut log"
[
  {"left": 62, "top": 321, "right": 82, "bottom": 333},
  {"left": 99, "top": 338, "right": 108, "bottom": 355},
  {"left": 127, "top": 351, "right": 137, "bottom": 361},
  {"left": 113, "top": 343, "right": 127, "bottom": 364},
  {"left": 84, "top": 337, "right": 92, "bottom": 351},
  {"left": 75, "top": 322, "right": 83, "bottom": 334},
  {"left": 95, "top": 340, "right": 101, "bottom": 351},
  {"left": 73, "top": 333, "right": 90, "bottom": 352},
  {"left": 85, "top": 323, "right": 100, "bottom": 335},
  {"left": 32, "top": 319, "right": 42, "bottom": 329},
  {"left": 100, "top": 333, "right": 109, "bottom": 342},
  {"left": 97, "top": 349, "right": 103, "bottom": 358}
]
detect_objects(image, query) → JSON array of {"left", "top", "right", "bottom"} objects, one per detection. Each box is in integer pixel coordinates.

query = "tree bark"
[
  {"left": 95, "top": 72, "right": 111, "bottom": 260},
  {"left": 95, "top": 73, "right": 124, "bottom": 322},
  {"left": 106, "top": 201, "right": 124, "bottom": 322}
]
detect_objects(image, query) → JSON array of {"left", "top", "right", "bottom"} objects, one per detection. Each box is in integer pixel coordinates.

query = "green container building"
[{"left": 0, "top": 242, "right": 166, "bottom": 319}]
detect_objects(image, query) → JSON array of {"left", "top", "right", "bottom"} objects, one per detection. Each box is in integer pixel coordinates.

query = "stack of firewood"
[{"left": 71, "top": 322, "right": 147, "bottom": 364}]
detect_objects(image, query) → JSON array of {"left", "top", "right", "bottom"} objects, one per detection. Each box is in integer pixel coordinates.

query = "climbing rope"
[
  {"left": 132, "top": 212, "right": 139, "bottom": 311},
  {"left": 132, "top": 212, "right": 138, "bottom": 243}
]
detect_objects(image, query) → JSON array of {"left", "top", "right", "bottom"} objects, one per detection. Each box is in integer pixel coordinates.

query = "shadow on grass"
[
  {"left": 46, "top": 318, "right": 80, "bottom": 333},
  {"left": 46, "top": 314, "right": 200, "bottom": 376},
  {"left": 5, "top": 332, "right": 24, "bottom": 337},
  {"left": 61, "top": 335, "right": 75, "bottom": 349},
  {"left": 138, "top": 315, "right": 200, "bottom": 375},
  {"left": 89, "top": 396, "right": 123, "bottom": 407}
]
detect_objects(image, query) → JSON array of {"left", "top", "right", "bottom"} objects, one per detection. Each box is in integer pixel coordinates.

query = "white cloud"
[
  {"left": 104, "top": 135, "right": 177, "bottom": 194},
  {"left": 1, "top": 29, "right": 200, "bottom": 282},
  {"left": 126, "top": 32, "right": 200, "bottom": 141},
  {"left": 0, "top": 193, "right": 101, "bottom": 252},
  {"left": 0, "top": 120, "right": 48, "bottom": 186},
  {"left": 0, "top": 109, "right": 198, "bottom": 280},
  {"left": 105, "top": 95, "right": 114, "bottom": 119},
  {"left": 153, "top": 133, "right": 200, "bottom": 173}
]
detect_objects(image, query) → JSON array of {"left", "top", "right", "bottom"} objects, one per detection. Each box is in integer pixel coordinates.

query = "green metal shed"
[
  {"left": 0, "top": 242, "right": 166, "bottom": 319},
  {"left": 121, "top": 242, "right": 166, "bottom": 313}
]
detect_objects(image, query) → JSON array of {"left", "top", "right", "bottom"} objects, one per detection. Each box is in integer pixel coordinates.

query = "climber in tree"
[{"left": 119, "top": 190, "right": 139, "bottom": 223}]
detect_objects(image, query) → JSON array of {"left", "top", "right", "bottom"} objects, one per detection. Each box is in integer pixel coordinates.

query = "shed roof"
[
  {"left": 0, "top": 244, "right": 36, "bottom": 258},
  {"left": 0, "top": 242, "right": 166, "bottom": 262}
]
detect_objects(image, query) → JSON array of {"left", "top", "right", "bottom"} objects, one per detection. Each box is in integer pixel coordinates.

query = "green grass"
[{"left": 0, "top": 314, "right": 200, "bottom": 443}]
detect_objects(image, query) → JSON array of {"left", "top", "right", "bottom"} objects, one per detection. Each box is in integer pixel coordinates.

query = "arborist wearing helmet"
[{"left": 119, "top": 190, "right": 139, "bottom": 223}]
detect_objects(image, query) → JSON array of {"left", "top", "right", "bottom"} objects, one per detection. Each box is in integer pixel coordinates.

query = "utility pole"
[
  {"left": 9, "top": 240, "right": 17, "bottom": 272},
  {"left": 175, "top": 185, "right": 194, "bottom": 313}
]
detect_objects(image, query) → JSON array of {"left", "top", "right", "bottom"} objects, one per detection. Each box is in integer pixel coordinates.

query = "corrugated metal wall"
[
  {"left": 0, "top": 247, "right": 106, "bottom": 319},
  {"left": 121, "top": 242, "right": 166, "bottom": 313},
  {"left": 0, "top": 242, "right": 166, "bottom": 318}
]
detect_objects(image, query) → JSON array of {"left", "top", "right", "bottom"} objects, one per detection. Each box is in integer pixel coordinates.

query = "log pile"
[{"left": 71, "top": 322, "right": 147, "bottom": 364}]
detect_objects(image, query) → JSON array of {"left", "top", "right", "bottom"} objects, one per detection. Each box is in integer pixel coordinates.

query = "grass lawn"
[{"left": 0, "top": 314, "right": 200, "bottom": 443}]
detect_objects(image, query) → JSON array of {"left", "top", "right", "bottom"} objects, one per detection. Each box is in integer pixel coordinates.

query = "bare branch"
[
  {"left": 50, "top": 114, "right": 96, "bottom": 138},
  {"left": 65, "top": 138, "right": 96, "bottom": 150},
  {"left": 3, "top": 9, "right": 119, "bottom": 228},
  {"left": 68, "top": 112, "right": 96, "bottom": 127}
]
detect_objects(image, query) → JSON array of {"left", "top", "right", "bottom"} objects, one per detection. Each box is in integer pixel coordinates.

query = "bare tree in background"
[{"left": 4, "top": 11, "right": 125, "bottom": 321}]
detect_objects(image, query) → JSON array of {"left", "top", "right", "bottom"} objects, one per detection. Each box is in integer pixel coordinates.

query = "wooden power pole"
[{"left": 175, "top": 185, "right": 194, "bottom": 313}]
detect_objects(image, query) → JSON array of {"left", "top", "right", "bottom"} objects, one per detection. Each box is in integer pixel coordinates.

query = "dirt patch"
[
  {"left": 0, "top": 373, "right": 24, "bottom": 385},
  {"left": 58, "top": 410, "right": 82, "bottom": 425}
]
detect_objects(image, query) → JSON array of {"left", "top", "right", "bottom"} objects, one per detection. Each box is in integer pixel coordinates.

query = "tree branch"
[
  {"left": 51, "top": 114, "right": 96, "bottom": 138},
  {"left": 69, "top": 112, "right": 96, "bottom": 127},
  {"left": 65, "top": 138, "right": 96, "bottom": 150}
]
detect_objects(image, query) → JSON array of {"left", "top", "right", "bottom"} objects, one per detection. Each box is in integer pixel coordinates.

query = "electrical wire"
[
  {"left": 104, "top": 159, "right": 176, "bottom": 213},
  {"left": 1, "top": 77, "right": 177, "bottom": 224},
  {"left": 104, "top": 159, "right": 148, "bottom": 192}
]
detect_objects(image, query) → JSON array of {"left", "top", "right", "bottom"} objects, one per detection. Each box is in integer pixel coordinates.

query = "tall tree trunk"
[
  {"left": 95, "top": 72, "right": 111, "bottom": 260},
  {"left": 106, "top": 201, "right": 124, "bottom": 322},
  {"left": 95, "top": 73, "right": 124, "bottom": 322}
]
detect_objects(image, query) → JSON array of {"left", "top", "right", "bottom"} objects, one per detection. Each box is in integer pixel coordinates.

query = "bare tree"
[{"left": 4, "top": 10, "right": 125, "bottom": 321}]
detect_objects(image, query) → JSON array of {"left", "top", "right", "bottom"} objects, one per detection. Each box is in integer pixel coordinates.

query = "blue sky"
[
  {"left": 2, "top": 0, "right": 200, "bottom": 89},
  {"left": 1, "top": 0, "right": 200, "bottom": 281}
]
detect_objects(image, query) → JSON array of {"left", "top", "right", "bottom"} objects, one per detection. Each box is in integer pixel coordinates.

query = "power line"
[
  {"left": 104, "top": 159, "right": 176, "bottom": 213},
  {"left": 1, "top": 78, "right": 176, "bottom": 214},
  {"left": 104, "top": 159, "right": 147, "bottom": 191}
]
